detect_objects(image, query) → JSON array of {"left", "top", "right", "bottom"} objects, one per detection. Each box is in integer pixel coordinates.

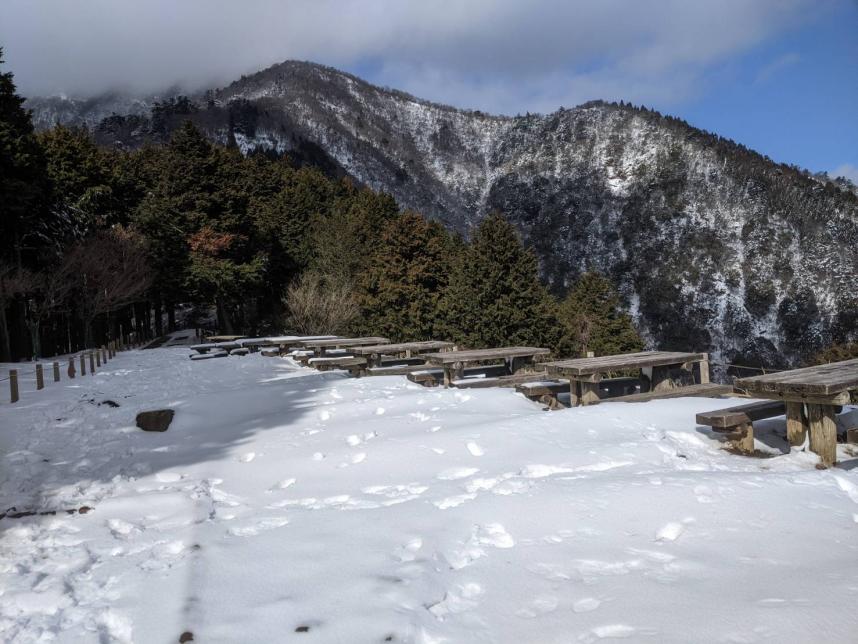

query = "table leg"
[
  {"left": 785, "top": 402, "right": 807, "bottom": 447},
  {"left": 807, "top": 404, "right": 837, "bottom": 466},
  {"left": 651, "top": 366, "right": 675, "bottom": 393},
  {"left": 697, "top": 358, "right": 710, "bottom": 384},
  {"left": 569, "top": 380, "right": 581, "bottom": 407},
  {"left": 580, "top": 380, "right": 600, "bottom": 406}
]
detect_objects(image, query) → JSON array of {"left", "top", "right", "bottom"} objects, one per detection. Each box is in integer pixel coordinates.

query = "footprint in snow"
[
  {"left": 466, "top": 441, "right": 484, "bottom": 456},
  {"left": 578, "top": 624, "right": 642, "bottom": 642},
  {"left": 375, "top": 407, "right": 385, "bottom": 415},
  {"left": 239, "top": 452, "right": 256, "bottom": 463},
  {"left": 318, "top": 410, "right": 331, "bottom": 421},
  {"left": 572, "top": 597, "right": 602, "bottom": 613},
  {"left": 655, "top": 519, "right": 694, "bottom": 542},
  {"left": 156, "top": 472, "right": 183, "bottom": 483}
]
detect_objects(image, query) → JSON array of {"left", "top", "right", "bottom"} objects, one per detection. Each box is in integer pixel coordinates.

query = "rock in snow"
[
  {"left": 135, "top": 409, "right": 175, "bottom": 432},
  {"left": 1, "top": 340, "right": 857, "bottom": 642}
]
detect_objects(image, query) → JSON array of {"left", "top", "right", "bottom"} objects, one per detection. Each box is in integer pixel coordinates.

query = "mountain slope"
[{"left": 25, "top": 61, "right": 858, "bottom": 368}]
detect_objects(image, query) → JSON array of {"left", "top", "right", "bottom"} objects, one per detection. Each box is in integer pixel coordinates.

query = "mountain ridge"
[{"left": 23, "top": 60, "right": 858, "bottom": 368}]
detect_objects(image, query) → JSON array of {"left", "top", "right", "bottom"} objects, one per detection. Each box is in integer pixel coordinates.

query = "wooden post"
[
  {"left": 89, "top": 352, "right": 95, "bottom": 374},
  {"left": 9, "top": 369, "right": 19, "bottom": 403},
  {"left": 102, "top": 347, "right": 107, "bottom": 363},
  {"left": 580, "top": 380, "right": 601, "bottom": 406},
  {"left": 586, "top": 351, "right": 595, "bottom": 358},
  {"left": 68, "top": 357, "right": 76, "bottom": 379},
  {"left": 698, "top": 357, "right": 710, "bottom": 384},
  {"left": 35, "top": 364, "right": 44, "bottom": 390},
  {"left": 53, "top": 362, "right": 60, "bottom": 382},
  {"left": 731, "top": 422, "right": 754, "bottom": 455},
  {"left": 569, "top": 380, "right": 581, "bottom": 407},
  {"left": 807, "top": 404, "right": 837, "bottom": 467},
  {"left": 95, "top": 351, "right": 101, "bottom": 367},
  {"left": 80, "top": 354, "right": 86, "bottom": 376},
  {"left": 650, "top": 366, "right": 675, "bottom": 393},
  {"left": 785, "top": 402, "right": 807, "bottom": 447}
]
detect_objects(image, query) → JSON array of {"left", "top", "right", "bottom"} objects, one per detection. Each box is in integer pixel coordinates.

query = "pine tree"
[
  {"left": 557, "top": 272, "right": 643, "bottom": 357},
  {"left": 0, "top": 48, "right": 49, "bottom": 359},
  {"left": 357, "top": 211, "right": 451, "bottom": 341},
  {"left": 439, "top": 212, "right": 559, "bottom": 349}
]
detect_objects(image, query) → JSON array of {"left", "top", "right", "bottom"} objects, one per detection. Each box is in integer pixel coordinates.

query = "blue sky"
[
  {"left": 2, "top": 0, "right": 856, "bottom": 180},
  {"left": 677, "top": 2, "right": 858, "bottom": 181}
]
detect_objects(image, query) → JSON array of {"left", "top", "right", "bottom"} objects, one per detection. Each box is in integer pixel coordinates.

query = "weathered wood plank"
[
  {"left": 785, "top": 401, "right": 807, "bottom": 446},
  {"left": 610, "top": 383, "right": 733, "bottom": 403},
  {"left": 735, "top": 358, "right": 858, "bottom": 396},
  {"left": 351, "top": 341, "right": 455, "bottom": 355},
  {"left": 807, "top": 404, "right": 837, "bottom": 467},
  {"left": 424, "top": 347, "right": 550, "bottom": 364},
  {"left": 451, "top": 372, "right": 550, "bottom": 389},
  {"left": 695, "top": 400, "right": 785, "bottom": 428},
  {"left": 298, "top": 336, "right": 389, "bottom": 349},
  {"left": 541, "top": 351, "right": 707, "bottom": 375}
]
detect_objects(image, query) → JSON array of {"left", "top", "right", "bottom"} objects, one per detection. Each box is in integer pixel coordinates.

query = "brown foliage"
[{"left": 283, "top": 271, "right": 358, "bottom": 335}]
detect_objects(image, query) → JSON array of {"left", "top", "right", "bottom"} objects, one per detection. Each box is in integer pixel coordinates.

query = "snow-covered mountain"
[{"left": 25, "top": 61, "right": 858, "bottom": 368}]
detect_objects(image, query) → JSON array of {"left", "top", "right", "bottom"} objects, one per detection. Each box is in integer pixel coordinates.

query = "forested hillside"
[
  {"left": 3, "top": 52, "right": 637, "bottom": 365},
  {"left": 25, "top": 61, "right": 858, "bottom": 368}
]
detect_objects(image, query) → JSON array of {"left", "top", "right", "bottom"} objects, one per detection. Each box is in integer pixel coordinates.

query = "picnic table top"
[
  {"left": 297, "top": 336, "right": 390, "bottom": 349},
  {"left": 205, "top": 335, "right": 247, "bottom": 342},
  {"left": 541, "top": 350, "right": 707, "bottom": 375},
  {"left": 424, "top": 346, "right": 550, "bottom": 364},
  {"left": 351, "top": 341, "right": 455, "bottom": 355},
  {"left": 239, "top": 335, "right": 337, "bottom": 346},
  {"left": 190, "top": 341, "right": 242, "bottom": 351},
  {"left": 735, "top": 358, "right": 858, "bottom": 396}
]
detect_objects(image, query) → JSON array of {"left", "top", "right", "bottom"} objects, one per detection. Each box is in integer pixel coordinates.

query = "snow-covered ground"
[{"left": 1, "top": 342, "right": 858, "bottom": 643}]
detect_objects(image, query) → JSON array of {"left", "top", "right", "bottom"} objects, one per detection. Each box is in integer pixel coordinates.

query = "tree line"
[{"left": 0, "top": 50, "right": 644, "bottom": 362}]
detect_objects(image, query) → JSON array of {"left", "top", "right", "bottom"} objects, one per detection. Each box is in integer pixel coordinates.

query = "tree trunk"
[
  {"left": 216, "top": 297, "right": 235, "bottom": 334},
  {"left": 26, "top": 319, "right": 42, "bottom": 359},
  {"left": 153, "top": 296, "right": 163, "bottom": 337},
  {"left": 167, "top": 303, "right": 176, "bottom": 332},
  {"left": 84, "top": 317, "right": 95, "bottom": 349},
  {"left": 0, "top": 304, "right": 11, "bottom": 362}
]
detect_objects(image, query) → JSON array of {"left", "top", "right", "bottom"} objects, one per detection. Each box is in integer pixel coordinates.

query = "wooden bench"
[
  {"left": 736, "top": 359, "right": 858, "bottom": 466},
  {"left": 424, "top": 346, "right": 551, "bottom": 387},
  {"left": 542, "top": 351, "right": 710, "bottom": 406},
  {"left": 451, "top": 371, "right": 550, "bottom": 389},
  {"left": 696, "top": 401, "right": 785, "bottom": 454},
  {"left": 613, "top": 382, "right": 734, "bottom": 403},
  {"left": 516, "top": 380, "right": 570, "bottom": 408},
  {"left": 407, "top": 364, "right": 510, "bottom": 387},
  {"left": 189, "top": 351, "right": 228, "bottom": 361},
  {"left": 352, "top": 341, "right": 455, "bottom": 368},
  {"left": 307, "top": 356, "right": 366, "bottom": 376}
]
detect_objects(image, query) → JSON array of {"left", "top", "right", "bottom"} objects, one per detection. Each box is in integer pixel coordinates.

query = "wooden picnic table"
[
  {"left": 351, "top": 341, "right": 455, "bottom": 367},
  {"left": 541, "top": 350, "right": 710, "bottom": 406},
  {"left": 423, "top": 346, "right": 550, "bottom": 387},
  {"left": 736, "top": 358, "right": 858, "bottom": 466},
  {"left": 297, "top": 336, "right": 390, "bottom": 357}
]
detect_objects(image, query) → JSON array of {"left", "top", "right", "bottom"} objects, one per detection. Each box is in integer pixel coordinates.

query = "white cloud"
[
  {"left": 0, "top": 0, "right": 829, "bottom": 114},
  {"left": 832, "top": 164, "right": 858, "bottom": 184},
  {"left": 754, "top": 52, "right": 801, "bottom": 84}
]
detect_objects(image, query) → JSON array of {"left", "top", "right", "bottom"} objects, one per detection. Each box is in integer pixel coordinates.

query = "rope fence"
[{"left": 2, "top": 334, "right": 145, "bottom": 404}]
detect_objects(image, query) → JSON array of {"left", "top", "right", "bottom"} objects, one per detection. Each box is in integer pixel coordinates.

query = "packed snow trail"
[{"left": 1, "top": 345, "right": 857, "bottom": 642}]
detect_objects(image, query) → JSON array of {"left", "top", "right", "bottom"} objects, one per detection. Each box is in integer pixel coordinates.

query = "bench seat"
[
  {"left": 610, "top": 382, "right": 734, "bottom": 403},
  {"left": 452, "top": 371, "right": 550, "bottom": 389},
  {"left": 696, "top": 400, "right": 785, "bottom": 454}
]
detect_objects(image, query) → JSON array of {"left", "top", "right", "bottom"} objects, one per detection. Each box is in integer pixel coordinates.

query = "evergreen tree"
[
  {"left": 440, "top": 212, "right": 559, "bottom": 349},
  {"left": 357, "top": 211, "right": 451, "bottom": 341},
  {"left": 557, "top": 272, "right": 643, "bottom": 357},
  {"left": 0, "top": 48, "right": 49, "bottom": 359},
  {"left": 38, "top": 125, "right": 122, "bottom": 238},
  {"left": 310, "top": 183, "right": 399, "bottom": 286}
]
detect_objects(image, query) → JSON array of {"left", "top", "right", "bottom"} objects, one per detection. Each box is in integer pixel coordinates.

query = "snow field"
[{"left": 1, "top": 344, "right": 857, "bottom": 643}]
